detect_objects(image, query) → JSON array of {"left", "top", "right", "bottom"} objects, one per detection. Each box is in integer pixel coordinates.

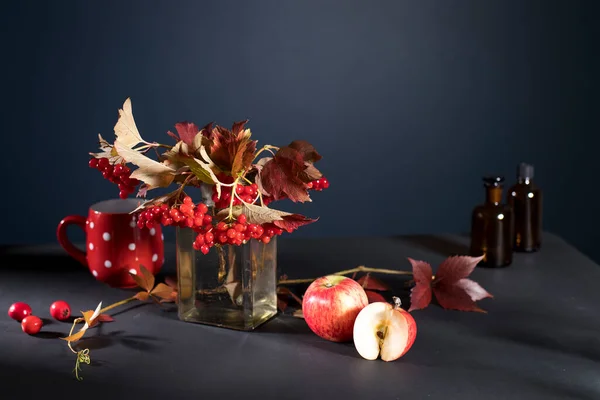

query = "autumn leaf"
[
  {"left": 113, "top": 98, "right": 144, "bottom": 148},
  {"left": 408, "top": 255, "right": 492, "bottom": 312},
  {"left": 258, "top": 146, "right": 312, "bottom": 202},
  {"left": 218, "top": 203, "right": 291, "bottom": 225},
  {"left": 61, "top": 302, "right": 103, "bottom": 343},
  {"left": 115, "top": 140, "right": 176, "bottom": 189},
  {"left": 208, "top": 121, "right": 257, "bottom": 175},
  {"left": 90, "top": 134, "right": 122, "bottom": 164},
  {"left": 288, "top": 140, "right": 322, "bottom": 163},
  {"left": 131, "top": 265, "right": 155, "bottom": 292},
  {"left": 131, "top": 190, "right": 181, "bottom": 213},
  {"left": 151, "top": 283, "right": 177, "bottom": 303},
  {"left": 408, "top": 258, "right": 433, "bottom": 312},
  {"left": 365, "top": 290, "right": 387, "bottom": 303},
  {"left": 173, "top": 122, "right": 199, "bottom": 147},
  {"left": 356, "top": 273, "right": 391, "bottom": 291},
  {"left": 273, "top": 214, "right": 318, "bottom": 233},
  {"left": 292, "top": 309, "right": 304, "bottom": 319}
]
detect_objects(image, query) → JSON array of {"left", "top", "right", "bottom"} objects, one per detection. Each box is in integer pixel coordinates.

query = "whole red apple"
[{"left": 302, "top": 275, "right": 369, "bottom": 342}]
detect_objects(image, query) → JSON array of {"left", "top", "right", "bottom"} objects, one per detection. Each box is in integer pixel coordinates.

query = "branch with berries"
[{"left": 88, "top": 98, "right": 328, "bottom": 254}]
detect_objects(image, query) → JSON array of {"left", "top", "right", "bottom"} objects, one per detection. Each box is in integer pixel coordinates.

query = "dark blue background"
[{"left": 2, "top": 1, "right": 598, "bottom": 262}]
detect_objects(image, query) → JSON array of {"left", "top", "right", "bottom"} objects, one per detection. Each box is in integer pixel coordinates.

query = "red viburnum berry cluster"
[{"left": 89, "top": 157, "right": 140, "bottom": 199}]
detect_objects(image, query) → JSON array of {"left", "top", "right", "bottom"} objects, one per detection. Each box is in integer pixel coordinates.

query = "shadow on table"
[
  {"left": 0, "top": 245, "right": 82, "bottom": 271},
  {"left": 73, "top": 329, "right": 164, "bottom": 353},
  {"left": 397, "top": 233, "right": 471, "bottom": 257}
]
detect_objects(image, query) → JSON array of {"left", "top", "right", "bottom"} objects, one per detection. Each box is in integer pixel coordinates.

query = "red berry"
[
  {"left": 183, "top": 196, "right": 193, "bottom": 204},
  {"left": 8, "top": 302, "right": 32, "bottom": 322},
  {"left": 261, "top": 236, "right": 271, "bottom": 244},
  {"left": 119, "top": 190, "right": 128, "bottom": 199},
  {"left": 113, "top": 164, "right": 125, "bottom": 175},
  {"left": 98, "top": 157, "right": 110, "bottom": 169},
  {"left": 205, "top": 232, "right": 214, "bottom": 243},
  {"left": 89, "top": 158, "right": 99, "bottom": 169},
  {"left": 202, "top": 214, "right": 212, "bottom": 225},
  {"left": 237, "top": 214, "right": 247, "bottom": 225},
  {"left": 198, "top": 203, "right": 208, "bottom": 214},
  {"left": 21, "top": 315, "right": 43, "bottom": 335},
  {"left": 49, "top": 300, "right": 71, "bottom": 321}
]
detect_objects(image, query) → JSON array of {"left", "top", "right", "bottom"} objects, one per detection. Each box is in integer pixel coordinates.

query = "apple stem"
[
  {"left": 278, "top": 265, "right": 414, "bottom": 286},
  {"left": 392, "top": 296, "right": 402, "bottom": 310}
]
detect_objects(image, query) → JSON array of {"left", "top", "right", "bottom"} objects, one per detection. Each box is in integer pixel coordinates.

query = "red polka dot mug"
[{"left": 57, "top": 199, "right": 164, "bottom": 288}]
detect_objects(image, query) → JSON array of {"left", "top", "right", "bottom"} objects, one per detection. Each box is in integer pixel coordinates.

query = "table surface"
[{"left": 1, "top": 232, "right": 599, "bottom": 400}]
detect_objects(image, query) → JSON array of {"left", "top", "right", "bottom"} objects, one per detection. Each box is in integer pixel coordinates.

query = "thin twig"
[{"left": 278, "top": 265, "right": 414, "bottom": 285}]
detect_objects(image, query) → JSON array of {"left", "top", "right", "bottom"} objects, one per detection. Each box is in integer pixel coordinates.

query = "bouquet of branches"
[{"left": 88, "top": 98, "right": 329, "bottom": 252}]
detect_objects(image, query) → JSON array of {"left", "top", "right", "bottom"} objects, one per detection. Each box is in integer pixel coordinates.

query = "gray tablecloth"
[{"left": 1, "top": 233, "right": 598, "bottom": 399}]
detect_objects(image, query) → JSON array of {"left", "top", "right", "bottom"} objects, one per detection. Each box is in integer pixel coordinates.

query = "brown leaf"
[
  {"left": 408, "top": 258, "right": 433, "bottom": 312},
  {"left": 131, "top": 265, "right": 155, "bottom": 293},
  {"left": 258, "top": 146, "right": 311, "bottom": 202},
  {"left": 434, "top": 255, "right": 483, "bottom": 286},
  {"left": 273, "top": 214, "right": 318, "bottom": 233},
  {"left": 208, "top": 121, "right": 257, "bottom": 175},
  {"left": 277, "top": 286, "right": 303, "bottom": 306},
  {"left": 151, "top": 283, "right": 177, "bottom": 302},
  {"left": 61, "top": 329, "right": 87, "bottom": 343},
  {"left": 292, "top": 309, "right": 304, "bottom": 318},
  {"left": 97, "top": 314, "right": 114, "bottom": 322},
  {"left": 113, "top": 98, "right": 144, "bottom": 148},
  {"left": 287, "top": 140, "right": 322, "bottom": 163},
  {"left": 365, "top": 290, "right": 387, "bottom": 303},
  {"left": 277, "top": 295, "right": 288, "bottom": 312},
  {"left": 356, "top": 273, "right": 391, "bottom": 291},
  {"left": 134, "top": 291, "right": 149, "bottom": 301},
  {"left": 165, "top": 276, "right": 178, "bottom": 289},
  {"left": 90, "top": 134, "right": 122, "bottom": 164}
]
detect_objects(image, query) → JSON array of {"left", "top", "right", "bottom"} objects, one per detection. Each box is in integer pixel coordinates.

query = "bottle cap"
[
  {"left": 518, "top": 163, "right": 534, "bottom": 179},
  {"left": 482, "top": 175, "right": 504, "bottom": 187}
]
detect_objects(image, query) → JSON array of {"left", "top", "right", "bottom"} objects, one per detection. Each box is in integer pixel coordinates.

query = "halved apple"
[{"left": 353, "top": 297, "right": 417, "bottom": 361}]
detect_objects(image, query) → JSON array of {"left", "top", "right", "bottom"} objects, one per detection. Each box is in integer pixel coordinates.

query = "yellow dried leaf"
[
  {"left": 292, "top": 309, "right": 304, "bottom": 319},
  {"left": 113, "top": 98, "right": 143, "bottom": 148},
  {"left": 114, "top": 140, "right": 175, "bottom": 189}
]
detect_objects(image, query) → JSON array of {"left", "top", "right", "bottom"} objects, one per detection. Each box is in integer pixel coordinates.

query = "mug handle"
[{"left": 56, "top": 215, "right": 88, "bottom": 267}]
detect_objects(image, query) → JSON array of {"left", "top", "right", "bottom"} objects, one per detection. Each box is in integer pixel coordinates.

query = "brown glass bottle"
[
  {"left": 470, "top": 176, "right": 513, "bottom": 267},
  {"left": 507, "top": 163, "right": 542, "bottom": 252}
]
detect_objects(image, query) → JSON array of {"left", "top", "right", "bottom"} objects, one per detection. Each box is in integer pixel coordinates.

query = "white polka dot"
[
  {"left": 89, "top": 243, "right": 94, "bottom": 250},
  {"left": 128, "top": 243, "right": 136, "bottom": 251},
  {"left": 150, "top": 228, "right": 156, "bottom": 236},
  {"left": 129, "top": 268, "right": 137, "bottom": 275},
  {"left": 90, "top": 222, "right": 94, "bottom": 229},
  {"left": 104, "top": 260, "right": 112, "bottom": 268},
  {"left": 129, "top": 220, "right": 136, "bottom": 228},
  {"left": 92, "top": 270, "right": 98, "bottom": 277},
  {"left": 103, "top": 232, "right": 111, "bottom": 241},
  {"left": 152, "top": 254, "right": 158, "bottom": 262},
  {"left": 161, "top": 233, "right": 164, "bottom": 241}
]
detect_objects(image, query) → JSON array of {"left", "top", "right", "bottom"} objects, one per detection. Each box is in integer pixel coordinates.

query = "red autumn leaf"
[
  {"left": 287, "top": 140, "right": 322, "bottom": 163},
  {"left": 365, "top": 290, "right": 387, "bottom": 303},
  {"left": 356, "top": 273, "right": 391, "bottom": 291},
  {"left": 433, "top": 255, "right": 492, "bottom": 312},
  {"left": 166, "top": 122, "right": 199, "bottom": 147},
  {"left": 408, "top": 255, "right": 492, "bottom": 313},
  {"left": 130, "top": 265, "right": 155, "bottom": 293},
  {"left": 408, "top": 258, "right": 433, "bottom": 312},
  {"left": 97, "top": 314, "right": 114, "bottom": 322},
  {"left": 273, "top": 214, "right": 318, "bottom": 233},
  {"left": 208, "top": 121, "right": 257, "bottom": 175},
  {"left": 259, "top": 146, "right": 311, "bottom": 202},
  {"left": 277, "top": 295, "right": 288, "bottom": 312}
]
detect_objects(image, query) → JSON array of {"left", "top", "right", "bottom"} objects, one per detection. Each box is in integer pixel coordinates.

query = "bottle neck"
[
  {"left": 486, "top": 186, "right": 503, "bottom": 205},
  {"left": 517, "top": 177, "right": 531, "bottom": 184}
]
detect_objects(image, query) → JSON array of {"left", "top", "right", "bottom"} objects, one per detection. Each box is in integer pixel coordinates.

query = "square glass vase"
[{"left": 176, "top": 227, "right": 278, "bottom": 330}]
